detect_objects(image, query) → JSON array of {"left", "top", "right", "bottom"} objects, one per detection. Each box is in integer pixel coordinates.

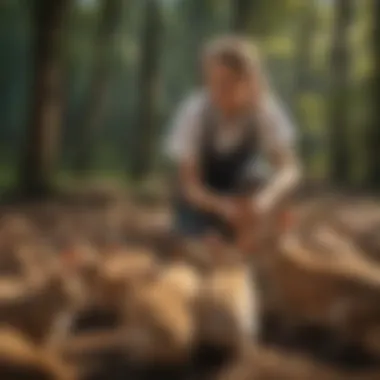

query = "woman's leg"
[
  {"left": 172, "top": 201, "right": 210, "bottom": 238},
  {"left": 172, "top": 201, "right": 233, "bottom": 240}
]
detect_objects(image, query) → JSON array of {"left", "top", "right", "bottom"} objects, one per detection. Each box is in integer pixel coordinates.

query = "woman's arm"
[
  {"left": 164, "top": 92, "right": 233, "bottom": 217},
  {"left": 255, "top": 146, "right": 301, "bottom": 213},
  {"left": 179, "top": 158, "right": 226, "bottom": 215},
  {"left": 254, "top": 96, "right": 302, "bottom": 214}
]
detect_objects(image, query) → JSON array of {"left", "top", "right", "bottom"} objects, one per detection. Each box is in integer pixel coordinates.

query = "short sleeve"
[
  {"left": 163, "top": 92, "right": 205, "bottom": 163},
  {"left": 258, "top": 95, "right": 297, "bottom": 155}
]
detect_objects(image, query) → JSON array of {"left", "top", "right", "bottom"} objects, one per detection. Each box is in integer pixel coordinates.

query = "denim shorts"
[{"left": 172, "top": 199, "right": 234, "bottom": 239}]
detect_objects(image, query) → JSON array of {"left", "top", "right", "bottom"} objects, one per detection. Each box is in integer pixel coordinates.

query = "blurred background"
[
  {"left": 0, "top": 2, "right": 380, "bottom": 380},
  {"left": 0, "top": 0, "right": 379, "bottom": 197}
]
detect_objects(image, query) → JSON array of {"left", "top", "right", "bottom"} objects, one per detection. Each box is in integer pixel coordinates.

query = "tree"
[
  {"left": 292, "top": 0, "right": 318, "bottom": 169},
  {"left": 232, "top": 0, "right": 303, "bottom": 36},
  {"left": 328, "top": 0, "right": 354, "bottom": 185},
  {"left": 367, "top": 0, "right": 380, "bottom": 188},
  {"left": 129, "top": 0, "right": 162, "bottom": 180},
  {"left": 232, "top": 0, "right": 256, "bottom": 33},
  {"left": 19, "top": 0, "right": 70, "bottom": 196},
  {"left": 73, "top": 0, "right": 122, "bottom": 174},
  {"left": 179, "top": 0, "right": 214, "bottom": 84}
]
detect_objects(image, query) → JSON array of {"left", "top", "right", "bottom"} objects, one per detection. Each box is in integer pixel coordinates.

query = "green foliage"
[{"left": 0, "top": 0, "right": 377, "bottom": 189}]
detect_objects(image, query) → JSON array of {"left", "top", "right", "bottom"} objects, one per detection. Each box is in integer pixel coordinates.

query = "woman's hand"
[
  {"left": 235, "top": 197, "right": 258, "bottom": 224},
  {"left": 213, "top": 196, "right": 256, "bottom": 229},
  {"left": 233, "top": 197, "right": 260, "bottom": 252},
  {"left": 214, "top": 198, "right": 241, "bottom": 224}
]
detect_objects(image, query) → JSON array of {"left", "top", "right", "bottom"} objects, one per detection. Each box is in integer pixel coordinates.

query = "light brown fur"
[
  {"left": 194, "top": 238, "right": 260, "bottom": 353},
  {"left": 0, "top": 326, "right": 74, "bottom": 380},
  {"left": 124, "top": 262, "right": 200, "bottom": 365}
]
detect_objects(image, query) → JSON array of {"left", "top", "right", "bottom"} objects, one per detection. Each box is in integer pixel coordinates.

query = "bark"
[
  {"left": 293, "top": 1, "right": 318, "bottom": 170},
  {"left": 73, "top": 0, "right": 122, "bottom": 174},
  {"left": 328, "top": 0, "right": 354, "bottom": 186},
  {"left": 129, "top": 0, "right": 162, "bottom": 181},
  {"left": 19, "top": 0, "right": 69, "bottom": 197},
  {"left": 232, "top": 0, "right": 255, "bottom": 33},
  {"left": 367, "top": 0, "right": 380, "bottom": 189}
]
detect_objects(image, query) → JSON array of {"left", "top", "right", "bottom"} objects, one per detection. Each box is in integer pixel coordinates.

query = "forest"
[
  {"left": 0, "top": 0, "right": 379, "bottom": 196},
  {"left": 0, "top": 1, "right": 380, "bottom": 380}
]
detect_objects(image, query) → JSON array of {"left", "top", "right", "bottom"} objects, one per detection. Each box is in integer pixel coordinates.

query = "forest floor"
[{"left": 1, "top": 187, "right": 380, "bottom": 379}]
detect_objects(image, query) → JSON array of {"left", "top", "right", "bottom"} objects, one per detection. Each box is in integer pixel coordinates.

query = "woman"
[{"left": 164, "top": 36, "right": 301, "bottom": 246}]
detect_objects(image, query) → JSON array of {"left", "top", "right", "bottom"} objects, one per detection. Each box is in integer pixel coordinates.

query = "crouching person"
[{"left": 164, "top": 35, "right": 301, "bottom": 250}]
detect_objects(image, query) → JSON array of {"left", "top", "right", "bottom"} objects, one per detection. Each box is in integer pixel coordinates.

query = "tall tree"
[
  {"left": 232, "top": 0, "right": 299, "bottom": 36},
  {"left": 292, "top": 0, "right": 318, "bottom": 169},
  {"left": 179, "top": 0, "right": 214, "bottom": 85},
  {"left": 328, "top": 0, "right": 354, "bottom": 185},
  {"left": 19, "top": 0, "right": 70, "bottom": 196},
  {"left": 232, "top": 0, "right": 256, "bottom": 33},
  {"left": 367, "top": 0, "right": 380, "bottom": 188},
  {"left": 129, "top": 0, "right": 162, "bottom": 180},
  {"left": 73, "top": 0, "right": 122, "bottom": 174}
]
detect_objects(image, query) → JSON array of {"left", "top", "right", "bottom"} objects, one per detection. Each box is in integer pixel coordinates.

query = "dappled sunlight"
[{"left": 0, "top": 0, "right": 380, "bottom": 379}]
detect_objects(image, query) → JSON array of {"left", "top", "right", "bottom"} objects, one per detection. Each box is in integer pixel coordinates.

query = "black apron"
[{"left": 174, "top": 102, "right": 267, "bottom": 238}]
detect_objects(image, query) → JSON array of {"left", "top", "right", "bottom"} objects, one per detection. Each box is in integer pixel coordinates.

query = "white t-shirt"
[{"left": 164, "top": 91, "right": 296, "bottom": 169}]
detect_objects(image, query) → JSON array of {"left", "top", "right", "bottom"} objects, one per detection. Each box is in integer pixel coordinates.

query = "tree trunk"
[
  {"left": 292, "top": 1, "right": 318, "bottom": 171},
  {"left": 367, "top": 0, "right": 380, "bottom": 189},
  {"left": 129, "top": 0, "right": 162, "bottom": 181},
  {"left": 232, "top": 0, "right": 255, "bottom": 33},
  {"left": 182, "top": 0, "right": 211, "bottom": 84},
  {"left": 19, "top": 0, "right": 69, "bottom": 197},
  {"left": 328, "top": 0, "right": 354, "bottom": 186},
  {"left": 73, "top": 0, "right": 122, "bottom": 174}
]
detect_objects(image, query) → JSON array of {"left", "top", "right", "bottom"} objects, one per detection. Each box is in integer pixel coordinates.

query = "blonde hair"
[{"left": 202, "top": 35, "right": 271, "bottom": 97}]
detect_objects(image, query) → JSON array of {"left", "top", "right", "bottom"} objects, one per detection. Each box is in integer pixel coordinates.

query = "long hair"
[{"left": 202, "top": 35, "right": 273, "bottom": 101}]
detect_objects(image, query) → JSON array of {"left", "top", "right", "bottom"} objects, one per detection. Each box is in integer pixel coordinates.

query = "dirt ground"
[{"left": 0, "top": 191, "right": 379, "bottom": 379}]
